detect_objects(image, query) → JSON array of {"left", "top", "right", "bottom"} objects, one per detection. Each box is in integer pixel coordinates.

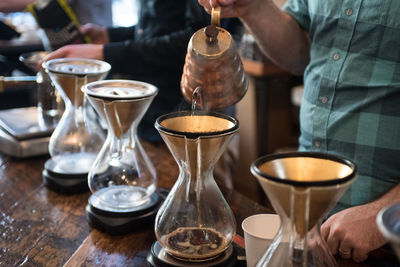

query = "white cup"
[{"left": 241, "top": 213, "right": 280, "bottom": 267}]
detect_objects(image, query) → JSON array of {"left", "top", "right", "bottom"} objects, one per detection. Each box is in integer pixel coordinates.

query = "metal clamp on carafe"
[{"left": 180, "top": 6, "right": 248, "bottom": 110}]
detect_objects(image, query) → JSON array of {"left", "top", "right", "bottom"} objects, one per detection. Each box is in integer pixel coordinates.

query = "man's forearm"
[
  {"left": 0, "top": 0, "right": 34, "bottom": 12},
  {"left": 371, "top": 183, "right": 400, "bottom": 211},
  {"left": 240, "top": 0, "right": 310, "bottom": 75},
  {"left": 108, "top": 26, "right": 136, "bottom": 43}
]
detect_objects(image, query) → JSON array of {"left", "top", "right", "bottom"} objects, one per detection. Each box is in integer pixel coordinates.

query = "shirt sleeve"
[
  {"left": 103, "top": 0, "right": 210, "bottom": 76},
  {"left": 107, "top": 26, "right": 136, "bottom": 42},
  {"left": 282, "top": 0, "right": 311, "bottom": 31}
]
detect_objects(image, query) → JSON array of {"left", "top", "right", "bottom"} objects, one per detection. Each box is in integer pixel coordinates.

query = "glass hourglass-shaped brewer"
[
  {"left": 251, "top": 152, "right": 357, "bottom": 267},
  {"left": 149, "top": 111, "right": 238, "bottom": 266},
  {"left": 82, "top": 80, "right": 159, "bottom": 233},
  {"left": 42, "top": 58, "right": 111, "bottom": 193}
]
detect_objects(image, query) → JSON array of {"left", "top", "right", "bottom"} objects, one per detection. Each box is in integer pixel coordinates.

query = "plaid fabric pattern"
[{"left": 283, "top": 0, "right": 400, "bottom": 209}]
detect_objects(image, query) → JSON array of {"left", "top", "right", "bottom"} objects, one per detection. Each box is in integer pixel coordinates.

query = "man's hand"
[
  {"left": 198, "top": 0, "right": 309, "bottom": 75},
  {"left": 321, "top": 203, "right": 387, "bottom": 262},
  {"left": 39, "top": 44, "right": 104, "bottom": 68},
  {"left": 198, "top": 0, "right": 258, "bottom": 19},
  {"left": 80, "top": 23, "right": 109, "bottom": 44}
]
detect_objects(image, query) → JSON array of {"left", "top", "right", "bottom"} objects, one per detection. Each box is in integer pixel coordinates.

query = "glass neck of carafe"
[{"left": 108, "top": 122, "right": 138, "bottom": 160}]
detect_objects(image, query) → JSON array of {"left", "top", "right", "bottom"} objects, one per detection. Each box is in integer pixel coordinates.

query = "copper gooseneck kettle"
[{"left": 181, "top": 6, "right": 248, "bottom": 110}]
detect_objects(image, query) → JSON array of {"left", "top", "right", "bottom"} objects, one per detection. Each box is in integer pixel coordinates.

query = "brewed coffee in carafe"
[{"left": 149, "top": 111, "right": 239, "bottom": 266}]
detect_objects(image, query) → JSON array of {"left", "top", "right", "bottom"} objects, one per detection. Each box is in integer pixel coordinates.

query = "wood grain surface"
[{"left": 0, "top": 142, "right": 397, "bottom": 266}]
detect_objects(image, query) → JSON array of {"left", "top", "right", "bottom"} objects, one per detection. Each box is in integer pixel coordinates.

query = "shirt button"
[
  {"left": 345, "top": 8, "right": 353, "bottom": 16},
  {"left": 314, "top": 140, "right": 321, "bottom": 148},
  {"left": 321, "top": 96, "right": 328, "bottom": 104},
  {"left": 333, "top": 53, "right": 340, "bottom": 60}
]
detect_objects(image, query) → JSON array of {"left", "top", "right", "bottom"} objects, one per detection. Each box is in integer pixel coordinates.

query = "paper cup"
[{"left": 241, "top": 214, "right": 280, "bottom": 267}]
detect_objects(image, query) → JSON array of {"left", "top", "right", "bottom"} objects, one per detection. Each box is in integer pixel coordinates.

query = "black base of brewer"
[
  {"left": 147, "top": 241, "right": 237, "bottom": 267},
  {"left": 42, "top": 158, "right": 89, "bottom": 194},
  {"left": 86, "top": 189, "right": 168, "bottom": 235}
]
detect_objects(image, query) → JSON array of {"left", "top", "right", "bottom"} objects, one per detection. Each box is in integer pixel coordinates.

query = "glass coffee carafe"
[
  {"left": 150, "top": 111, "right": 238, "bottom": 266},
  {"left": 83, "top": 79, "right": 158, "bottom": 208},
  {"left": 19, "top": 51, "right": 64, "bottom": 130},
  {"left": 82, "top": 79, "right": 161, "bottom": 234},
  {"left": 180, "top": 6, "right": 248, "bottom": 110},
  {"left": 42, "top": 58, "right": 111, "bottom": 193},
  {"left": 251, "top": 152, "right": 357, "bottom": 267}
]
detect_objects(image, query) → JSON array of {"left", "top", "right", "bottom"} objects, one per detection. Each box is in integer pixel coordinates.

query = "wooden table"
[{"left": 0, "top": 141, "right": 397, "bottom": 266}]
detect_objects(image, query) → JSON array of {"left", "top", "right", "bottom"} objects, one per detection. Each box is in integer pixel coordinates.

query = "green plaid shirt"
[{"left": 283, "top": 0, "right": 400, "bottom": 210}]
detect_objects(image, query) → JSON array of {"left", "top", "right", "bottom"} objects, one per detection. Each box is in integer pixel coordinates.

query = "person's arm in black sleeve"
[
  {"left": 103, "top": 0, "right": 210, "bottom": 76},
  {"left": 107, "top": 26, "right": 136, "bottom": 42}
]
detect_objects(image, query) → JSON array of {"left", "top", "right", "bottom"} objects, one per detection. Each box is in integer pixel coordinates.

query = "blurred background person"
[
  {"left": 0, "top": 0, "right": 112, "bottom": 110},
  {"left": 0, "top": 0, "right": 112, "bottom": 27}
]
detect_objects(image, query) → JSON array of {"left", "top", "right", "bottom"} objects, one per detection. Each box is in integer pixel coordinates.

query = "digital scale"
[{"left": 0, "top": 106, "right": 52, "bottom": 158}]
